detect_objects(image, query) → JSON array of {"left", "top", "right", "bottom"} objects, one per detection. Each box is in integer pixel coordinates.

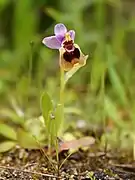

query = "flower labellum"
[{"left": 42, "top": 23, "right": 88, "bottom": 71}]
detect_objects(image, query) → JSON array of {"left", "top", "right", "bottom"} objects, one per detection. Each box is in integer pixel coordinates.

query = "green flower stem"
[
  {"left": 55, "top": 67, "right": 65, "bottom": 173},
  {"left": 60, "top": 67, "right": 65, "bottom": 134}
]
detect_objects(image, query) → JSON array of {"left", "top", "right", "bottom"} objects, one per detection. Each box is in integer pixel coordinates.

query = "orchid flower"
[{"left": 42, "top": 23, "right": 88, "bottom": 71}]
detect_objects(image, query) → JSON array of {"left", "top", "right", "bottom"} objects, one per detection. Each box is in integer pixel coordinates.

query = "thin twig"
[
  {"left": 59, "top": 152, "right": 72, "bottom": 170},
  {"left": 0, "top": 165, "right": 58, "bottom": 178},
  {"left": 23, "top": 163, "right": 38, "bottom": 169}
]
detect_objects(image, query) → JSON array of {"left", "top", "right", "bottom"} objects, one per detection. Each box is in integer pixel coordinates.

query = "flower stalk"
[{"left": 59, "top": 66, "right": 65, "bottom": 135}]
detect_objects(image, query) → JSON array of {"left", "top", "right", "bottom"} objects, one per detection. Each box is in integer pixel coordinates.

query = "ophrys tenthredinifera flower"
[{"left": 42, "top": 23, "right": 88, "bottom": 71}]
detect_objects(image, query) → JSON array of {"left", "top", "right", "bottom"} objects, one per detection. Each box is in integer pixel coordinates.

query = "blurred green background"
[{"left": 0, "top": 0, "right": 135, "bottom": 152}]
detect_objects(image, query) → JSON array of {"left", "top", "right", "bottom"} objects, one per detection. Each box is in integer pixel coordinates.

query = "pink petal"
[
  {"left": 54, "top": 23, "right": 67, "bottom": 36},
  {"left": 69, "top": 30, "right": 75, "bottom": 40},
  {"left": 42, "top": 36, "right": 61, "bottom": 49},
  {"left": 56, "top": 34, "right": 64, "bottom": 43}
]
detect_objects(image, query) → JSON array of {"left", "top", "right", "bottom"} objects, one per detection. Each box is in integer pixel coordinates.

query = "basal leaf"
[
  {"left": 40, "top": 91, "right": 53, "bottom": 128},
  {"left": 0, "top": 123, "right": 17, "bottom": 140},
  {"left": 0, "top": 109, "right": 24, "bottom": 125},
  {"left": 54, "top": 103, "right": 63, "bottom": 136},
  {"left": 0, "top": 141, "right": 16, "bottom": 153},
  {"left": 17, "top": 129, "right": 41, "bottom": 149}
]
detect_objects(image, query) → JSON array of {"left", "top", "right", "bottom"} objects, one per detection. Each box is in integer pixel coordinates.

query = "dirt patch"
[{"left": 0, "top": 147, "right": 135, "bottom": 179}]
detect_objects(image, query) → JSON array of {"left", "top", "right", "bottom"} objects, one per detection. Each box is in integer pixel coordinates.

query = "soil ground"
[{"left": 0, "top": 146, "right": 135, "bottom": 180}]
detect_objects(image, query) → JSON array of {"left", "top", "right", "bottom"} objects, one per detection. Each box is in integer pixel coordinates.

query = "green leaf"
[
  {"left": 104, "top": 96, "right": 124, "bottom": 127},
  {"left": 107, "top": 47, "right": 128, "bottom": 105},
  {"left": 0, "top": 141, "right": 16, "bottom": 153},
  {"left": 0, "top": 0, "right": 9, "bottom": 10},
  {"left": 64, "top": 107, "right": 82, "bottom": 115},
  {"left": 46, "top": 8, "right": 62, "bottom": 21},
  {"left": 108, "top": 65, "right": 127, "bottom": 105},
  {"left": 40, "top": 91, "right": 53, "bottom": 128},
  {"left": 25, "top": 116, "right": 46, "bottom": 142},
  {"left": 0, "top": 123, "right": 17, "bottom": 140},
  {"left": 17, "top": 129, "right": 40, "bottom": 149},
  {"left": 0, "top": 109, "right": 24, "bottom": 125},
  {"left": 14, "top": 0, "right": 37, "bottom": 50},
  {"left": 91, "top": 46, "right": 106, "bottom": 92}
]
